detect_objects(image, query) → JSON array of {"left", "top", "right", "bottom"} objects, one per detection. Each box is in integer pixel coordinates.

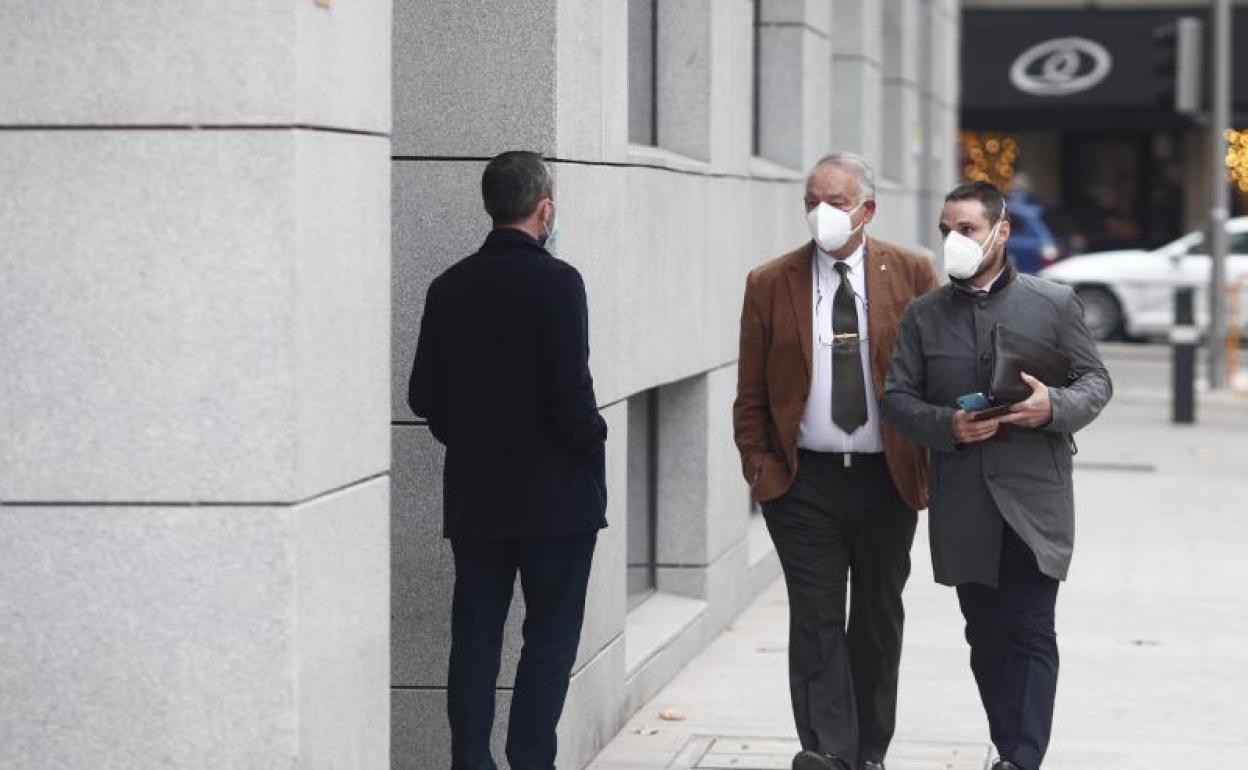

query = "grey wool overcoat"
[{"left": 881, "top": 266, "right": 1113, "bottom": 586}]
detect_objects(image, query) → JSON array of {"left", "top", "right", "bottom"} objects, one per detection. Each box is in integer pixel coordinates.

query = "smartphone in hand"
[
  {"left": 956, "top": 392, "right": 991, "bottom": 411},
  {"left": 956, "top": 392, "right": 1012, "bottom": 421}
]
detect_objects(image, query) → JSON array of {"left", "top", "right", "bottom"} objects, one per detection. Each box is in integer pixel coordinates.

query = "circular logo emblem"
[{"left": 1009, "top": 37, "right": 1113, "bottom": 97}]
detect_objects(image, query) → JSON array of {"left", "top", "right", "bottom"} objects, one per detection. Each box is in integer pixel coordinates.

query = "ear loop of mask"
[
  {"left": 846, "top": 201, "right": 867, "bottom": 238},
  {"left": 968, "top": 202, "right": 1008, "bottom": 280},
  {"left": 541, "top": 199, "right": 555, "bottom": 240},
  {"left": 820, "top": 200, "right": 867, "bottom": 241},
  {"left": 983, "top": 201, "right": 1007, "bottom": 254}
]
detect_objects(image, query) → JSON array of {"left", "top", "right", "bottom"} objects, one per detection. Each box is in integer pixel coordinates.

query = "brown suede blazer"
[{"left": 733, "top": 236, "right": 937, "bottom": 511}]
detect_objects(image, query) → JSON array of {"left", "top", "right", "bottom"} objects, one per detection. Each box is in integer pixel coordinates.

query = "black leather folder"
[{"left": 988, "top": 324, "right": 1072, "bottom": 404}]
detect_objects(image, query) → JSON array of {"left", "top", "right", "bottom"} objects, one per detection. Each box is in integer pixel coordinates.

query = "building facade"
[
  {"left": 390, "top": 2, "right": 960, "bottom": 768},
  {"left": 1, "top": 2, "right": 959, "bottom": 769}
]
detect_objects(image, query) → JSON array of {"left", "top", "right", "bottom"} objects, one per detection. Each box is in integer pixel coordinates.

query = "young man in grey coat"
[{"left": 882, "top": 181, "right": 1112, "bottom": 770}]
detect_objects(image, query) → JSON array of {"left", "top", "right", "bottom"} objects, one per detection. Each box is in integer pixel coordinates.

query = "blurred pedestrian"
[
  {"left": 408, "top": 150, "right": 608, "bottom": 770},
  {"left": 882, "top": 181, "right": 1113, "bottom": 770},
  {"left": 733, "top": 153, "right": 938, "bottom": 770}
]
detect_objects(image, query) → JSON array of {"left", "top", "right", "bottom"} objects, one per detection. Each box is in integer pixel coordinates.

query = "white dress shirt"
[{"left": 797, "top": 242, "right": 885, "bottom": 453}]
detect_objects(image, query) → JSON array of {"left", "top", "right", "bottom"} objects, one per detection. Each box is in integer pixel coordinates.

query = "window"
[
  {"left": 628, "top": 0, "right": 658, "bottom": 147},
  {"left": 626, "top": 389, "right": 659, "bottom": 609},
  {"left": 627, "top": 0, "right": 712, "bottom": 160},
  {"left": 1185, "top": 231, "right": 1248, "bottom": 256},
  {"left": 752, "top": 0, "right": 805, "bottom": 169}
]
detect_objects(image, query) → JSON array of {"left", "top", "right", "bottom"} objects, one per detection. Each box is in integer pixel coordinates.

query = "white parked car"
[{"left": 1039, "top": 216, "right": 1248, "bottom": 341}]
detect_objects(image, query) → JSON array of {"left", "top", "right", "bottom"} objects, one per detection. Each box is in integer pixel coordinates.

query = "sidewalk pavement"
[{"left": 590, "top": 344, "right": 1248, "bottom": 770}]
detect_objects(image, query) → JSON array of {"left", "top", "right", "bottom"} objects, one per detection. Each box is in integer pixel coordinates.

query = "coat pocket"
[
  {"left": 751, "top": 453, "right": 781, "bottom": 486},
  {"left": 750, "top": 453, "right": 792, "bottom": 502},
  {"left": 1047, "top": 433, "right": 1072, "bottom": 480}
]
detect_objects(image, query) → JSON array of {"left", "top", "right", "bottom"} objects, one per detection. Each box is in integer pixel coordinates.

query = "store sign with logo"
[
  {"left": 963, "top": 9, "right": 1246, "bottom": 127},
  {"left": 1009, "top": 37, "right": 1113, "bottom": 97}
]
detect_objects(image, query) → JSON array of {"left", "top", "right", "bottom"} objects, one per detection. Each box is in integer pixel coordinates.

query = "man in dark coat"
[
  {"left": 408, "top": 151, "right": 607, "bottom": 770},
  {"left": 882, "top": 181, "right": 1112, "bottom": 770}
]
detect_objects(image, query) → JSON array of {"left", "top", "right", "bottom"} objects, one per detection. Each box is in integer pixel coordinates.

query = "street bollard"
[{"left": 1172, "top": 286, "right": 1197, "bottom": 423}]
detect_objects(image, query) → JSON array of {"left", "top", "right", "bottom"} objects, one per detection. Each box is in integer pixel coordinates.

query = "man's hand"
[
  {"left": 998, "top": 372, "right": 1053, "bottom": 428},
  {"left": 952, "top": 409, "right": 1000, "bottom": 443}
]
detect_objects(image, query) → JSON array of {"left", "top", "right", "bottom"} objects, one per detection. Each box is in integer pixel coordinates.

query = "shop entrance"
[{"left": 1061, "top": 132, "right": 1187, "bottom": 253}]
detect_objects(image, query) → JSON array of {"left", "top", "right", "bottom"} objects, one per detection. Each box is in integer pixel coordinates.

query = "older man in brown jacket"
[{"left": 733, "top": 153, "right": 936, "bottom": 770}]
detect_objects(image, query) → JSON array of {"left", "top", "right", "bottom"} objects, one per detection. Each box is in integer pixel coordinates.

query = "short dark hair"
[
  {"left": 481, "top": 151, "right": 552, "bottom": 225},
  {"left": 944, "top": 181, "right": 1006, "bottom": 224}
]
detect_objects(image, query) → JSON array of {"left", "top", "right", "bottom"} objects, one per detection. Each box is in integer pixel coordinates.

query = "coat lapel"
[
  {"left": 864, "top": 237, "right": 892, "bottom": 383},
  {"left": 784, "top": 244, "right": 814, "bottom": 379}
]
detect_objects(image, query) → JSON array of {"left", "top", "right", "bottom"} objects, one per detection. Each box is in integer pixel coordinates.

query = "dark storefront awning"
[{"left": 962, "top": 8, "right": 1248, "bottom": 131}]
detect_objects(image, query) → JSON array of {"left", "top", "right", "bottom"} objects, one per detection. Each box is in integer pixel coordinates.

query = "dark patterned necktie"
[{"left": 831, "top": 261, "right": 867, "bottom": 433}]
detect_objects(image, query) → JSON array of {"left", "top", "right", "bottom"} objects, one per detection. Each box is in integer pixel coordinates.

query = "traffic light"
[{"left": 1153, "top": 16, "right": 1203, "bottom": 115}]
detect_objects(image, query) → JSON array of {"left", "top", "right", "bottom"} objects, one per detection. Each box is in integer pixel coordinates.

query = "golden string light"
[
  {"left": 1227, "top": 128, "right": 1248, "bottom": 195},
  {"left": 960, "top": 131, "right": 1018, "bottom": 191}
]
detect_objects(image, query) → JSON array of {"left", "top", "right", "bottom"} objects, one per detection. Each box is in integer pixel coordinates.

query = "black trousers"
[
  {"left": 447, "top": 533, "right": 597, "bottom": 770},
  {"left": 761, "top": 451, "right": 918, "bottom": 765},
  {"left": 956, "top": 524, "right": 1060, "bottom": 770}
]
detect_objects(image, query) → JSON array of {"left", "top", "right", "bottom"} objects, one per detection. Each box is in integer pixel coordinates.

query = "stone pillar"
[
  {"left": 756, "top": 0, "right": 835, "bottom": 171},
  {"left": 832, "top": 0, "right": 949, "bottom": 248},
  {"left": 0, "top": 4, "right": 392, "bottom": 768},
  {"left": 832, "top": 0, "right": 885, "bottom": 168},
  {"left": 917, "top": 0, "right": 963, "bottom": 254}
]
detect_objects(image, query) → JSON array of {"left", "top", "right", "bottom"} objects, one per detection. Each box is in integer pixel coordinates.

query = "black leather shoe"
[
  {"left": 792, "top": 750, "right": 851, "bottom": 770},
  {"left": 990, "top": 761, "right": 1022, "bottom": 770},
  {"left": 860, "top": 761, "right": 886, "bottom": 770}
]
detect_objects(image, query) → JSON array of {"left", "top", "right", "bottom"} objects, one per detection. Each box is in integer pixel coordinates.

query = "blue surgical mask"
[{"left": 540, "top": 206, "right": 559, "bottom": 251}]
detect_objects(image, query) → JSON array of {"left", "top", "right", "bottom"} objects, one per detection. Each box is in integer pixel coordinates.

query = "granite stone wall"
[{"left": 0, "top": 3, "right": 393, "bottom": 768}]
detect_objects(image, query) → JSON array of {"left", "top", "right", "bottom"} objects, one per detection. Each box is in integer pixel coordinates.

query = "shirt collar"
[
  {"left": 950, "top": 259, "right": 1018, "bottom": 298},
  {"left": 814, "top": 241, "right": 866, "bottom": 278},
  {"left": 972, "top": 265, "right": 1007, "bottom": 294}
]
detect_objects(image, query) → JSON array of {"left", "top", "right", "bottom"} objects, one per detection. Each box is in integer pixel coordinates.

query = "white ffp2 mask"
[
  {"left": 943, "top": 217, "right": 1004, "bottom": 280},
  {"left": 806, "top": 201, "right": 865, "bottom": 253}
]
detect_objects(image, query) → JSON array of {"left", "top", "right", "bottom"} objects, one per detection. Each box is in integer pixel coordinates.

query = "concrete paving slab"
[{"left": 689, "top": 737, "right": 988, "bottom": 770}]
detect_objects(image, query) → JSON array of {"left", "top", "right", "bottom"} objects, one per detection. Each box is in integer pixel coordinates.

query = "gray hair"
[{"left": 809, "top": 152, "right": 877, "bottom": 202}]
